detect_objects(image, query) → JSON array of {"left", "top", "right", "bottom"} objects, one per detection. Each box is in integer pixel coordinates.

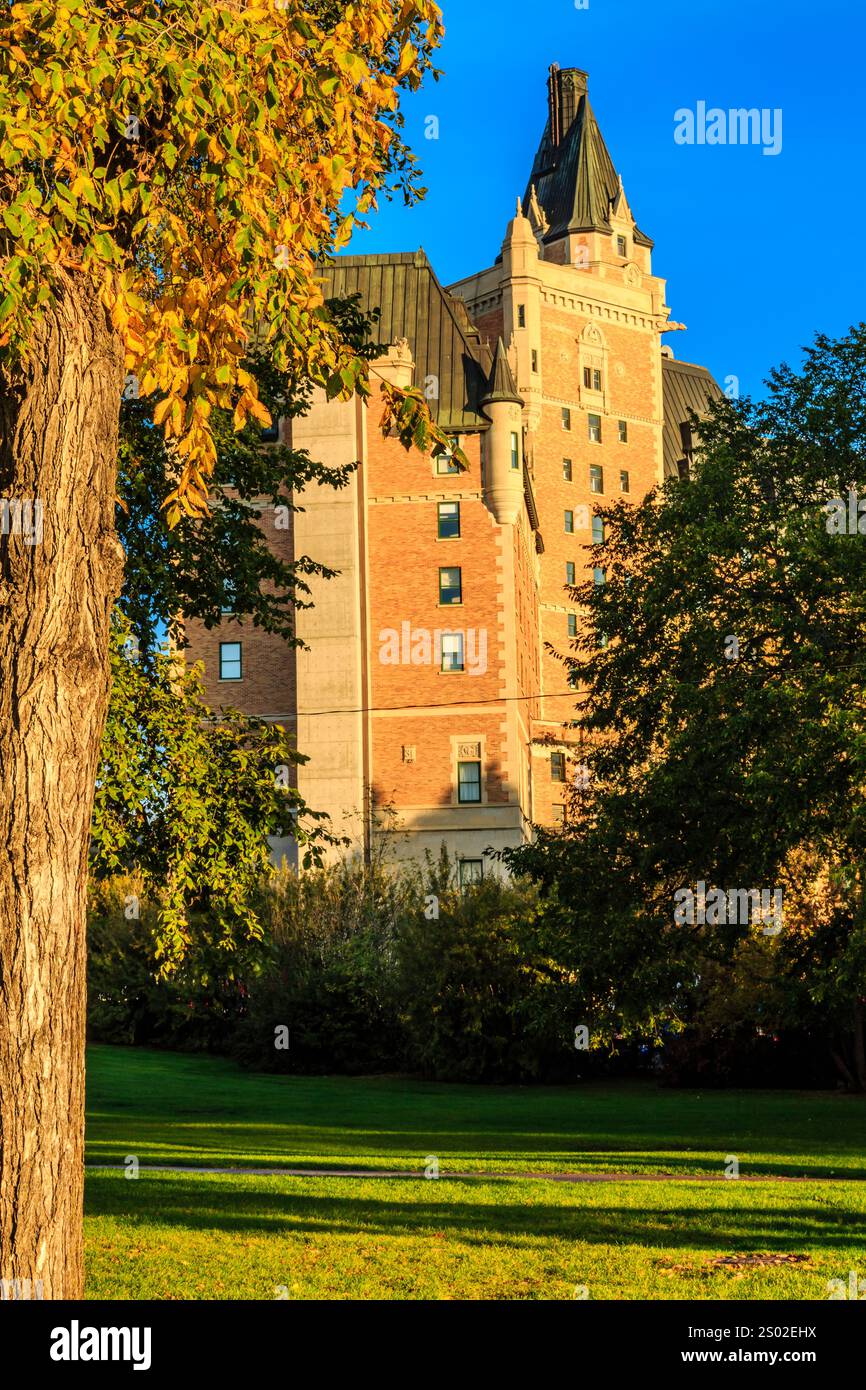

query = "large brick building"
[{"left": 185, "top": 64, "right": 718, "bottom": 880}]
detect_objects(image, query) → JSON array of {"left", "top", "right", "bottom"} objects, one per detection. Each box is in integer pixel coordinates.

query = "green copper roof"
[
  {"left": 482, "top": 337, "right": 523, "bottom": 407},
  {"left": 524, "top": 67, "right": 653, "bottom": 248},
  {"left": 322, "top": 251, "right": 490, "bottom": 432},
  {"left": 662, "top": 355, "right": 722, "bottom": 478}
]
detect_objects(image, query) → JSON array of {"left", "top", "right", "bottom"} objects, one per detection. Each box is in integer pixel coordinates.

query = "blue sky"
[{"left": 346, "top": 0, "right": 865, "bottom": 400}]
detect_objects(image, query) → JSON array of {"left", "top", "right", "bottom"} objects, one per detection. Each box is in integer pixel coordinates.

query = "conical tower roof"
[
  {"left": 524, "top": 66, "right": 653, "bottom": 248},
  {"left": 481, "top": 337, "right": 523, "bottom": 406}
]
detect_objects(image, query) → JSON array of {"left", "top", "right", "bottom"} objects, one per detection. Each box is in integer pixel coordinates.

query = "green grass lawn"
[{"left": 84, "top": 1045, "right": 866, "bottom": 1300}]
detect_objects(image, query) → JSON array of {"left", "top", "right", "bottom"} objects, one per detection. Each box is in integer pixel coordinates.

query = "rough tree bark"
[{"left": 0, "top": 272, "right": 125, "bottom": 1300}]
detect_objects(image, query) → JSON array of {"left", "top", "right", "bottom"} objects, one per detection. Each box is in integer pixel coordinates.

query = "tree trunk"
[{"left": 0, "top": 272, "right": 125, "bottom": 1300}]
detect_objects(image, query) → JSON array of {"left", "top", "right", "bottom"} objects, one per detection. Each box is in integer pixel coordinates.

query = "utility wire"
[{"left": 286, "top": 689, "right": 588, "bottom": 719}]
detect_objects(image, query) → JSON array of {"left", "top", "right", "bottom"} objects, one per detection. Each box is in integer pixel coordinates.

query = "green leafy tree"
[
  {"left": 506, "top": 326, "right": 866, "bottom": 1085},
  {"left": 92, "top": 619, "right": 341, "bottom": 974}
]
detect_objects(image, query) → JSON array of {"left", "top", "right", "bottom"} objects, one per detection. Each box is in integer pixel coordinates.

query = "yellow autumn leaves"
[{"left": 0, "top": 0, "right": 446, "bottom": 522}]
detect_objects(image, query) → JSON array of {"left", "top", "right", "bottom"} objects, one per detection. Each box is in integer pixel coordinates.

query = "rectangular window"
[
  {"left": 618, "top": 419, "right": 628, "bottom": 443},
  {"left": 590, "top": 463, "right": 604, "bottom": 493},
  {"left": 583, "top": 366, "right": 592, "bottom": 389},
  {"left": 562, "top": 458, "right": 573, "bottom": 481},
  {"left": 510, "top": 431, "right": 520, "bottom": 470},
  {"left": 436, "top": 452, "right": 460, "bottom": 475},
  {"left": 617, "top": 234, "right": 627, "bottom": 257},
  {"left": 564, "top": 510, "right": 574, "bottom": 534},
  {"left": 531, "top": 349, "right": 539, "bottom": 373},
  {"left": 219, "top": 642, "right": 242, "bottom": 681},
  {"left": 517, "top": 304, "right": 526, "bottom": 328},
  {"left": 568, "top": 613, "right": 578, "bottom": 637},
  {"left": 551, "top": 752, "right": 566, "bottom": 782},
  {"left": 458, "top": 760, "right": 482, "bottom": 804},
  {"left": 593, "top": 369, "right": 602, "bottom": 392},
  {"left": 553, "top": 803, "right": 566, "bottom": 825},
  {"left": 458, "top": 858, "right": 484, "bottom": 888},
  {"left": 221, "top": 581, "right": 236, "bottom": 616},
  {"left": 439, "top": 566, "right": 462, "bottom": 605},
  {"left": 588, "top": 414, "right": 602, "bottom": 444},
  {"left": 438, "top": 501, "right": 460, "bottom": 539},
  {"left": 441, "top": 632, "right": 465, "bottom": 673},
  {"left": 593, "top": 566, "right": 606, "bottom": 586},
  {"left": 565, "top": 562, "right": 576, "bottom": 585},
  {"left": 592, "top": 516, "right": 604, "bottom": 544},
  {"left": 562, "top": 408, "right": 571, "bottom": 431},
  {"left": 620, "top": 469, "right": 630, "bottom": 493},
  {"left": 568, "top": 668, "right": 580, "bottom": 690}
]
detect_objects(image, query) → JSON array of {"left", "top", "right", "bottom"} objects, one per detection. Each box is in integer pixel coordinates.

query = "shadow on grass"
[
  {"left": 84, "top": 1125, "right": 866, "bottom": 1180},
  {"left": 85, "top": 1176, "right": 866, "bottom": 1254}
]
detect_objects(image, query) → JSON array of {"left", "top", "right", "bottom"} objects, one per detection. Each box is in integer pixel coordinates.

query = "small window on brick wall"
[
  {"left": 551, "top": 751, "right": 566, "bottom": 782},
  {"left": 219, "top": 642, "right": 242, "bottom": 680},
  {"left": 436, "top": 449, "right": 460, "bottom": 475},
  {"left": 439, "top": 567, "right": 462, "bottom": 605},
  {"left": 458, "top": 760, "right": 482, "bottom": 804},
  {"left": 441, "top": 633, "right": 465, "bottom": 673},
  {"left": 438, "top": 501, "right": 460, "bottom": 539}
]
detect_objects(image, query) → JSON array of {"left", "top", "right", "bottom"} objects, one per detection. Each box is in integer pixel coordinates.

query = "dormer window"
[{"left": 617, "top": 235, "right": 627, "bottom": 257}]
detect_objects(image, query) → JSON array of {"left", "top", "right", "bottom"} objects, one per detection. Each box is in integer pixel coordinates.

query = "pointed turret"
[
  {"left": 524, "top": 66, "right": 653, "bottom": 251},
  {"left": 482, "top": 337, "right": 523, "bottom": 408},
  {"left": 481, "top": 339, "right": 525, "bottom": 527}
]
